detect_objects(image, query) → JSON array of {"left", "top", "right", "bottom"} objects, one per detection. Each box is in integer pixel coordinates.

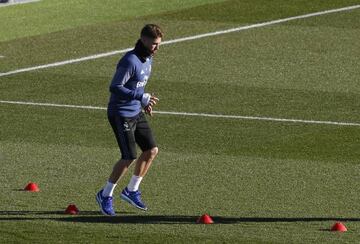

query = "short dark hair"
[{"left": 141, "top": 24, "right": 163, "bottom": 39}]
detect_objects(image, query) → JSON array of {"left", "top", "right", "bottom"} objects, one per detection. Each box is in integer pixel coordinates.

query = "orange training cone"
[
  {"left": 331, "top": 222, "right": 347, "bottom": 232},
  {"left": 24, "top": 182, "right": 40, "bottom": 192},
  {"left": 197, "top": 214, "right": 214, "bottom": 224},
  {"left": 65, "top": 204, "right": 79, "bottom": 215}
]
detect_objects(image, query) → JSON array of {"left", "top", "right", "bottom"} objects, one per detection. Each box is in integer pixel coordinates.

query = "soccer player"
[{"left": 96, "top": 24, "right": 163, "bottom": 216}]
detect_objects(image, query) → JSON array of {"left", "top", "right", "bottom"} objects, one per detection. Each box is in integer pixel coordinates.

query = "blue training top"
[{"left": 107, "top": 48, "right": 152, "bottom": 118}]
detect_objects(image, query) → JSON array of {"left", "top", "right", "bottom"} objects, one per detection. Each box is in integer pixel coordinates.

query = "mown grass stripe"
[{"left": 0, "top": 4, "right": 359, "bottom": 77}]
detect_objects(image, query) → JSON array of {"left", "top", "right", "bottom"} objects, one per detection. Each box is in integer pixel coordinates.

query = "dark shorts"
[{"left": 108, "top": 112, "right": 157, "bottom": 160}]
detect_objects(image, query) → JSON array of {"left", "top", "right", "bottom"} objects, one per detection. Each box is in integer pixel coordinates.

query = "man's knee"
[
  {"left": 145, "top": 147, "right": 158, "bottom": 159},
  {"left": 151, "top": 147, "right": 159, "bottom": 157}
]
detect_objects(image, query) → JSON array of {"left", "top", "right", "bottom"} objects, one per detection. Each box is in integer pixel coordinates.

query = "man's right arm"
[{"left": 109, "top": 65, "right": 144, "bottom": 101}]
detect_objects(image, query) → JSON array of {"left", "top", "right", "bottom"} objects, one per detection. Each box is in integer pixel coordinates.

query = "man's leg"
[
  {"left": 109, "top": 159, "right": 134, "bottom": 184},
  {"left": 125, "top": 147, "right": 158, "bottom": 193},
  {"left": 102, "top": 158, "right": 134, "bottom": 198},
  {"left": 134, "top": 147, "right": 159, "bottom": 177},
  {"left": 97, "top": 115, "right": 137, "bottom": 216},
  {"left": 120, "top": 148, "right": 158, "bottom": 211},
  {"left": 121, "top": 113, "right": 158, "bottom": 211}
]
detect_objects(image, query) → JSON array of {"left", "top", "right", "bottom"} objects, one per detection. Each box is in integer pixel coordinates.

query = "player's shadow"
[
  {"left": 1, "top": 211, "right": 360, "bottom": 224},
  {"left": 53, "top": 216, "right": 360, "bottom": 225},
  {"left": 0, "top": 210, "right": 132, "bottom": 221}
]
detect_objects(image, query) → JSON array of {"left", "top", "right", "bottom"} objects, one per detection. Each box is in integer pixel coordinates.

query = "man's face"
[{"left": 141, "top": 36, "right": 162, "bottom": 55}]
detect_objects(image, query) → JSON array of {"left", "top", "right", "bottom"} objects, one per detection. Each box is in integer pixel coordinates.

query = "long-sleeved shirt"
[{"left": 107, "top": 49, "right": 152, "bottom": 118}]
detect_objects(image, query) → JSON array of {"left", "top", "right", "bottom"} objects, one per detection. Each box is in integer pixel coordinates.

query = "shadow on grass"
[
  {"left": 1, "top": 211, "right": 360, "bottom": 224},
  {"left": 0, "top": 210, "right": 103, "bottom": 215},
  {"left": 0, "top": 210, "right": 132, "bottom": 221},
  {"left": 55, "top": 216, "right": 360, "bottom": 224}
]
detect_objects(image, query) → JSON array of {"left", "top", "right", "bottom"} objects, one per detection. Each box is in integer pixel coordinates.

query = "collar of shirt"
[{"left": 134, "top": 39, "right": 152, "bottom": 63}]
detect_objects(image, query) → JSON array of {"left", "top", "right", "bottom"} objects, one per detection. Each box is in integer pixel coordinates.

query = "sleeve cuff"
[{"left": 141, "top": 93, "right": 151, "bottom": 107}]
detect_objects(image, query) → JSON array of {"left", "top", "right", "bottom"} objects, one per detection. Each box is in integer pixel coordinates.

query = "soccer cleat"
[
  {"left": 120, "top": 187, "right": 148, "bottom": 211},
  {"left": 96, "top": 190, "right": 116, "bottom": 216}
]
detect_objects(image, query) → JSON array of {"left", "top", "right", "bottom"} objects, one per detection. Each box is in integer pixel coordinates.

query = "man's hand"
[
  {"left": 144, "top": 94, "right": 159, "bottom": 116},
  {"left": 144, "top": 104, "right": 153, "bottom": 116},
  {"left": 148, "top": 95, "right": 159, "bottom": 107}
]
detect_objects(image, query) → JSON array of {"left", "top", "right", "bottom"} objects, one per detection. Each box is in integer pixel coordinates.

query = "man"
[{"left": 96, "top": 24, "right": 163, "bottom": 216}]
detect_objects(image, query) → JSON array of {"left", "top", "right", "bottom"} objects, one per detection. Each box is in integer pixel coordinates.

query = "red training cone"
[
  {"left": 197, "top": 214, "right": 214, "bottom": 224},
  {"left": 65, "top": 204, "right": 79, "bottom": 215},
  {"left": 331, "top": 222, "right": 347, "bottom": 232},
  {"left": 24, "top": 182, "right": 40, "bottom": 192}
]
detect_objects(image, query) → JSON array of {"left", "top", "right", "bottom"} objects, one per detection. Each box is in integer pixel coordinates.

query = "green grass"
[
  {"left": 1, "top": 0, "right": 360, "bottom": 243},
  {"left": 0, "top": 0, "right": 224, "bottom": 42},
  {"left": 1, "top": 0, "right": 360, "bottom": 71}
]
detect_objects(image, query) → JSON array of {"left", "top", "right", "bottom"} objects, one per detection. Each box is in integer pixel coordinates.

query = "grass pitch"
[{"left": 1, "top": 0, "right": 360, "bottom": 243}]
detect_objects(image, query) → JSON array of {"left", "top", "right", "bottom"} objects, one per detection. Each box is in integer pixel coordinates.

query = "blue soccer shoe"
[
  {"left": 120, "top": 187, "right": 148, "bottom": 211},
  {"left": 96, "top": 189, "right": 116, "bottom": 216}
]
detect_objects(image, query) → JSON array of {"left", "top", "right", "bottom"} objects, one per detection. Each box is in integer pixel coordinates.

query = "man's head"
[{"left": 140, "top": 24, "right": 163, "bottom": 55}]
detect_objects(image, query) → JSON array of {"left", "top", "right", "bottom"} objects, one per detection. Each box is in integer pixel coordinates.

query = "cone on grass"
[
  {"left": 197, "top": 214, "right": 214, "bottom": 224},
  {"left": 331, "top": 222, "right": 347, "bottom": 232},
  {"left": 24, "top": 182, "right": 40, "bottom": 192},
  {"left": 65, "top": 204, "right": 79, "bottom": 215}
]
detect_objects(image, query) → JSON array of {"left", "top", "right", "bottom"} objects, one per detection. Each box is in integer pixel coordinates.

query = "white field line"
[
  {"left": 0, "top": 4, "right": 359, "bottom": 77},
  {"left": 0, "top": 0, "right": 40, "bottom": 8},
  {"left": 1, "top": 100, "right": 359, "bottom": 127}
]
